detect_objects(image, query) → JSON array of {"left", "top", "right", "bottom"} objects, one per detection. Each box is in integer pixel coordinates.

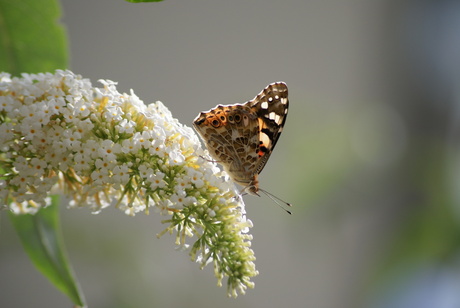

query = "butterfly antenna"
[{"left": 259, "top": 188, "right": 292, "bottom": 215}]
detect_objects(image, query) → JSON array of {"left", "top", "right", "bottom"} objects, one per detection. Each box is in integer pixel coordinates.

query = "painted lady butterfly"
[{"left": 193, "top": 82, "right": 290, "bottom": 210}]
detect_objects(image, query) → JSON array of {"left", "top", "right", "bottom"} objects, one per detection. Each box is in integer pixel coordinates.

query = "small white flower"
[
  {"left": 149, "top": 138, "right": 166, "bottom": 156},
  {"left": 90, "top": 168, "right": 110, "bottom": 186},
  {"left": 112, "top": 164, "right": 130, "bottom": 185},
  {"left": 83, "top": 139, "right": 100, "bottom": 159},
  {"left": 133, "top": 131, "right": 153, "bottom": 149},
  {"left": 76, "top": 118, "right": 94, "bottom": 133},
  {"left": 169, "top": 150, "right": 185, "bottom": 165},
  {"left": 73, "top": 152, "right": 89, "bottom": 172},
  {"left": 98, "top": 140, "right": 120, "bottom": 161},
  {"left": 138, "top": 164, "right": 153, "bottom": 179},
  {"left": 118, "top": 118, "right": 136, "bottom": 134},
  {"left": 73, "top": 99, "right": 91, "bottom": 118},
  {"left": 149, "top": 171, "right": 166, "bottom": 189},
  {"left": 30, "top": 157, "right": 48, "bottom": 174},
  {"left": 62, "top": 130, "right": 82, "bottom": 151}
]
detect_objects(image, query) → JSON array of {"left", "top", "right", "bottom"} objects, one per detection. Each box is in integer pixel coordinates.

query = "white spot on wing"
[
  {"left": 261, "top": 102, "right": 269, "bottom": 109},
  {"left": 260, "top": 131, "right": 271, "bottom": 147},
  {"left": 275, "top": 114, "right": 281, "bottom": 124}
]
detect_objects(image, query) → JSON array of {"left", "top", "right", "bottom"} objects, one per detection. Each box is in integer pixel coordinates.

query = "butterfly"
[{"left": 193, "top": 82, "right": 290, "bottom": 212}]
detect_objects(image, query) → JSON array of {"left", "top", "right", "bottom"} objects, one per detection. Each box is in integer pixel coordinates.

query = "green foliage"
[
  {"left": 9, "top": 197, "right": 86, "bottom": 307},
  {"left": 0, "top": 0, "right": 84, "bottom": 305},
  {"left": 0, "top": 0, "right": 68, "bottom": 75}
]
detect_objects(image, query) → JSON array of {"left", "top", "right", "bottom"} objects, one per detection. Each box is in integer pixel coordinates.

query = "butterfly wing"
[
  {"left": 193, "top": 104, "right": 260, "bottom": 186},
  {"left": 193, "top": 82, "right": 289, "bottom": 191},
  {"left": 246, "top": 82, "right": 289, "bottom": 175}
]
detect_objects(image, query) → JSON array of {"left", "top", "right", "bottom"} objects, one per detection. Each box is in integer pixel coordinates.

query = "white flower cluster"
[
  {"left": 0, "top": 70, "right": 257, "bottom": 297},
  {"left": 0, "top": 70, "right": 227, "bottom": 214}
]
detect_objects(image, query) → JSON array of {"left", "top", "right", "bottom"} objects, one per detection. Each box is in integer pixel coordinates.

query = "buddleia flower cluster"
[{"left": 0, "top": 70, "right": 258, "bottom": 297}]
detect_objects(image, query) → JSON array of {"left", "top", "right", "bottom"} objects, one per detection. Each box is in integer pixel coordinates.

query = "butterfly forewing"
[{"left": 246, "top": 82, "right": 289, "bottom": 175}]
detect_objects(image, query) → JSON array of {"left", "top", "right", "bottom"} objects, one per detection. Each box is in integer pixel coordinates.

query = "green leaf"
[
  {"left": 1, "top": 0, "right": 77, "bottom": 303},
  {"left": 9, "top": 197, "right": 86, "bottom": 307},
  {"left": 0, "top": 0, "right": 68, "bottom": 75},
  {"left": 125, "top": 0, "right": 164, "bottom": 3}
]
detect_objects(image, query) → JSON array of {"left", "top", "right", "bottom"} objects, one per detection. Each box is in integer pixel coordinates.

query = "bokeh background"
[{"left": 2, "top": 0, "right": 460, "bottom": 307}]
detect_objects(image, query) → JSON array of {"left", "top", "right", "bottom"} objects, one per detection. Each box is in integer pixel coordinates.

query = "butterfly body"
[{"left": 193, "top": 82, "right": 289, "bottom": 196}]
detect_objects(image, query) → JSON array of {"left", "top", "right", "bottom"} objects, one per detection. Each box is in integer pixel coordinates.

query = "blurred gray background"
[{"left": 3, "top": 0, "right": 460, "bottom": 307}]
